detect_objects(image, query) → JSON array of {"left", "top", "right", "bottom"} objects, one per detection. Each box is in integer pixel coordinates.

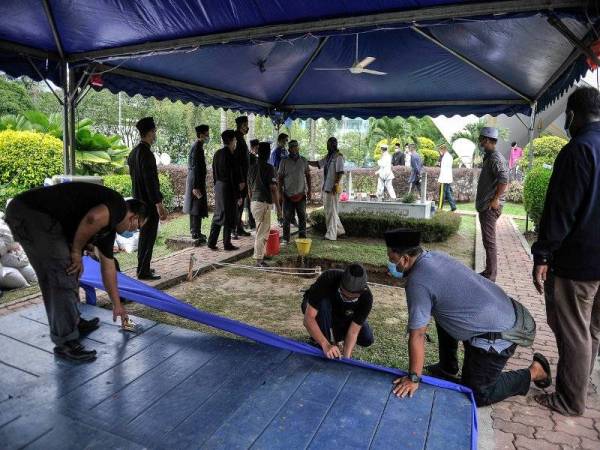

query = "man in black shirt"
[
  {"left": 244, "top": 139, "right": 259, "bottom": 230},
  {"left": 128, "top": 117, "right": 166, "bottom": 280},
  {"left": 183, "top": 124, "right": 209, "bottom": 243},
  {"left": 248, "top": 142, "right": 282, "bottom": 267},
  {"left": 207, "top": 130, "right": 242, "bottom": 251},
  {"left": 302, "top": 264, "right": 374, "bottom": 359},
  {"left": 5, "top": 183, "right": 148, "bottom": 362},
  {"left": 233, "top": 116, "right": 251, "bottom": 238},
  {"left": 392, "top": 143, "right": 405, "bottom": 166}
]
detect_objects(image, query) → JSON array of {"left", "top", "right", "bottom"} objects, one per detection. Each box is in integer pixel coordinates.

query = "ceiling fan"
[{"left": 313, "top": 34, "right": 387, "bottom": 76}]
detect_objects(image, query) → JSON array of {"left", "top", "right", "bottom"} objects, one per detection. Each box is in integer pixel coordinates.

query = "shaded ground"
[{"left": 123, "top": 215, "right": 475, "bottom": 370}]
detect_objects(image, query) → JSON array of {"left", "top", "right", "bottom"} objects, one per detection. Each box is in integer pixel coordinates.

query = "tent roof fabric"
[{"left": 0, "top": 0, "right": 598, "bottom": 119}]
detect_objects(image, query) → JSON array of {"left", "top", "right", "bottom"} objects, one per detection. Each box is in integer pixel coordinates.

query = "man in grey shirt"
[
  {"left": 278, "top": 140, "right": 311, "bottom": 243},
  {"left": 475, "top": 127, "right": 508, "bottom": 282},
  {"left": 385, "top": 229, "right": 551, "bottom": 406}
]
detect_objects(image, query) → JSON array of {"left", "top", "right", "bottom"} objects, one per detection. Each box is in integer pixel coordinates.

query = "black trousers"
[
  {"left": 435, "top": 322, "right": 530, "bottom": 406},
  {"left": 137, "top": 210, "right": 159, "bottom": 276},
  {"left": 207, "top": 223, "right": 232, "bottom": 248},
  {"left": 244, "top": 197, "right": 256, "bottom": 228},
  {"left": 190, "top": 215, "right": 203, "bottom": 237},
  {"left": 301, "top": 296, "right": 374, "bottom": 347},
  {"left": 283, "top": 197, "right": 307, "bottom": 242}
]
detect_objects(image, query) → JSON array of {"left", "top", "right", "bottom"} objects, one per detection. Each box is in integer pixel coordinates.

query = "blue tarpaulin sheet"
[
  {"left": 0, "top": 1, "right": 598, "bottom": 118},
  {"left": 79, "top": 256, "right": 478, "bottom": 450}
]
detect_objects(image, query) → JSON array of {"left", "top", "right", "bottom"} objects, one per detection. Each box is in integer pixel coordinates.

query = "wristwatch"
[{"left": 408, "top": 371, "right": 421, "bottom": 383}]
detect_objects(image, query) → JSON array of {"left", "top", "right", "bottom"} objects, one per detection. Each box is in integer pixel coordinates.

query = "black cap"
[
  {"left": 136, "top": 117, "right": 156, "bottom": 134},
  {"left": 341, "top": 264, "right": 368, "bottom": 293},
  {"left": 250, "top": 139, "right": 259, "bottom": 147},
  {"left": 195, "top": 124, "right": 209, "bottom": 134},
  {"left": 384, "top": 229, "right": 421, "bottom": 250},
  {"left": 235, "top": 116, "right": 248, "bottom": 125}
]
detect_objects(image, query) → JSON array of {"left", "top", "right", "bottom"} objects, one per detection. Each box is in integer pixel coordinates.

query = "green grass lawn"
[{"left": 453, "top": 201, "right": 526, "bottom": 217}]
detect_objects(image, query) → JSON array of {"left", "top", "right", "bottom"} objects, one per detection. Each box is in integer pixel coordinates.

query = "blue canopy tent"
[{"left": 0, "top": 0, "right": 599, "bottom": 173}]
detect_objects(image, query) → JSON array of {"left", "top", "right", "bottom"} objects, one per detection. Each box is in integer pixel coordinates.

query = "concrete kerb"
[{"left": 508, "top": 216, "right": 532, "bottom": 260}]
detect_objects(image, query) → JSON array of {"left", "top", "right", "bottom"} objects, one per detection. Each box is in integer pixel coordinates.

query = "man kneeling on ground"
[
  {"left": 385, "top": 229, "right": 552, "bottom": 406},
  {"left": 5, "top": 183, "right": 147, "bottom": 362},
  {"left": 302, "top": 264, "right": 374, "bottom": 359}
]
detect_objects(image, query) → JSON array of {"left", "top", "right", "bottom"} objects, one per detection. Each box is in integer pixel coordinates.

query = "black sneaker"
[
  {"left": 224, "top": 244, "right": 239, "bottom": 251},
  {"left": 138, "top": 273, "right": 161, "bottom": 281},
  {"left": 54, "top": 340, "right": 97, "bottom": 362},
  {"left": 208, "top": 245, "right": 219, "bottom": 251},
  {"left": 78, "top": 317, "right": 100, "bottom": 334}
]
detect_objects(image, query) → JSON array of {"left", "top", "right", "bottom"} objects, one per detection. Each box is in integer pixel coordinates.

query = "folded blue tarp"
[{"left": 79, "top": 256, "right": 478, "bottom": 449}]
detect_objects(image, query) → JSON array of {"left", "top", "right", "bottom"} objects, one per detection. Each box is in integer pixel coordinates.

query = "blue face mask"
[{"left": 387, "top": 261, "right": 404, "bottom": 279}]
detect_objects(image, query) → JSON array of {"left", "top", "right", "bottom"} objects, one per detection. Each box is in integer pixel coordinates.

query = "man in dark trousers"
[
  {"left": 233, "top": 116, "right": 251, "bottom": 238},
  {"left": 5, "top": 183, "right": 148, "bottom": 362},
  {"left": 207, "top": 130, "right": 241, "bottom": 251},
  {"left": 183, "top": 124, "right": 209, "bottom": 244},
  {"left": 302, "top": 264, "right": 374, "bottom": 359},
  {"left": 384, "top": 229, "right": 551, "bottom": 405},
  {"left": 532, "top": 86, "right": 600, "bottom": 416},
  {"left": 128, "top": 117, "right": 166, "bottom": 281},
  {"left": 475, "top": 127, "right": 508, "bottom": 282},
  {"left": 408, "top": 144, "right": 423, "bottom": 197},
  {"left": 244, "top": 138, "right": 259, "bottom": 230}
]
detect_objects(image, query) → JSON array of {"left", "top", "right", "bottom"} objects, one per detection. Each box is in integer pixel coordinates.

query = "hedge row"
[{"left": 308, "top": 209, "right": 461, "bottom": 242}]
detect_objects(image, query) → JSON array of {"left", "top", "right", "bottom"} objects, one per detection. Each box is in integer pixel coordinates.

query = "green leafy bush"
[
  {"left": 309, "top": 209, "right": 460, "bottom": 242},
  {"left": 400, "top": 192, "right": 417, "bottom": 203},
  {"left": 416, "top": 136, "right": 435, "bottom": 152},
  {"left": 420, "top": 149, "right": 439, "bottom": 167},
  {"left": 0, "top": 130, "right": 63, "bottom": 189},
  {"left": 103, "top": 174, "right": 175, "bottom": 211},
  {"left": 520, "top": 136, "right": 567, "bottom": 171},
  {"left": 505, "top": 181, "right": 523, "bottom": 204},
  {"left": 523, "top": 167, "right": 552, "bottom": 228}
]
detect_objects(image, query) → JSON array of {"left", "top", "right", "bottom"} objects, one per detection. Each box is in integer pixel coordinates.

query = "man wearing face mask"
[
  {"left": 278, "top": 140, "right": 311, "bottom": 243},
  {"left": 308, "top": 137, "right": 346, "bottom": 240},
  {"left": 5, "top": 183, "right": 148, "bottom": 362},
  {"left": 385, "top": 229, "right": 551, "bottom": 405},
  {"left": 183, "top": 125, "right": 209, "bottom": 243},
  {"left": 475, "top": 127, "right": 508, "bottom": 282},
  {"left": 301, "top": 264, "right": 374, "bottom": 359},
  {"left": 531, "top": 86, "right": 600, "bottom": 416},
  {"left": 128, "top": 117, "right": 166, "bottom": 280}
]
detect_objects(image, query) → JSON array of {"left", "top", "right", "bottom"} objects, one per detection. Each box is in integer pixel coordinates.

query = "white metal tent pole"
[
  {"left": 527, "top": 102, "right": 538, "bottom": 171},
  {"left": 61, "top": 63, "right": 70, "bottom": 174}
]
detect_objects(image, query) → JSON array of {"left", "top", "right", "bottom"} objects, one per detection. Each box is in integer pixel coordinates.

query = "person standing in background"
[
  {"left": 408, "top": 144, "right": 422, "bottom": 198},
  {"left": 376, "top": 145, "right": 396, "bottom": 199},
  {"left": 269, "top": 133, "right": 289, "bottom": 171},
  {"left": 183, "top": 125, "right": 209, "bottom": 243},
  {"left": 233, "top": 116, "right": 251, "bottom": 239},
  {"left": 244, "top": 139, "right": 259, "bottom": 230},
  {"left": 392, "top": 142, "right": 405, "bottom": 166},
  {"left": 437, "top": 144, "right": 456, "bottom": 211},
  {"left": 508, "top": 141, "right": 523, "bottom": 181},
  {"left": 127, "top": 117, "right": 166, "bottom": 281}
]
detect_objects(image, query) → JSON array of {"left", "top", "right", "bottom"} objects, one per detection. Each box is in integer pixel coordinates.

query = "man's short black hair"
[
  {"left": 566, "top": 86, "right": 600, "bottom": 117},
  {"left": 258, "top": 142, "right": 271, "bottom": 160},
  {"left": 390, "top": 246, "right": 423, "bottom": 258},
  {"left": 250, "top": 139, "right": 259, "bottom": 147},
  {"left": 125, "top": 198, "right": 148, "bottom": 219},
  {"left": 395, "top": 143, "right": 401, "bottom": 147},
  {"left": 511, "top": 141, "right": 517, "bottom": 147},
  {"left": 278, "top": 133, "right": 289, "bottom": 142},
  {"left": 288, "top": 139, "right": 299, "bottom": 149},
  {"left": 221, "top": 129, "right": 236, "bottom": 145},
  {"left": 196, "top": 124, "right": 209, "bottom": 136}
]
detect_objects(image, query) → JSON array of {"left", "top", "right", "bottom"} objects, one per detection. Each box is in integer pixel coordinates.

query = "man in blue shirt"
[
  {"left": 385, "top": 229, "right": 551, "bottom": 406},
  {"left": 269, "top": 133, "right": 289, "bottom": 170}
]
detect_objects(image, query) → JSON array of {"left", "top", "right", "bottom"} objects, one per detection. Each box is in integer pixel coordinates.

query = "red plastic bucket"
[{"left": 265, "top": 229, "right": 280, "bottom": 256}]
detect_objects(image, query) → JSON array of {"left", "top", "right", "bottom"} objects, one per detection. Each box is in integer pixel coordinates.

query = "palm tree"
[
  {"left": 367, "top": 117, "right": 415, "bottom": 148},
  {"left": 451, "top": 118, "right": 509, "bottom": 165}
]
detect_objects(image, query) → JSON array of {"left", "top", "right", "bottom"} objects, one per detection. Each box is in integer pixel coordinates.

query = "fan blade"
[
  {"left": 313, "top": 67, "right": 351, "bottom": 71},
  {"left": 356, "top": 57, "right": 375, "bottom": 68},
  {"left": 361, "top": 68, "right": 387, "bottom": 75}
]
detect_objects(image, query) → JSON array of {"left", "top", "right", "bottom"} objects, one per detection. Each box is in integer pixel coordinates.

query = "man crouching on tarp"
[
  {"left": 302, "top": 264, "right": 374, "bottom": 359},
  {"left": 5, "top": 183, "right": 148, "bottom": 363},
  {"left": 385, "top": 229, "right": 552, "bottom": 406}
]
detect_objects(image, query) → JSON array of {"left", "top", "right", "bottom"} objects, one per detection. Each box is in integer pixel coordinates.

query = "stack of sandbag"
[{"left": 0, "top": 216, "right": 37, "bottom": 290}]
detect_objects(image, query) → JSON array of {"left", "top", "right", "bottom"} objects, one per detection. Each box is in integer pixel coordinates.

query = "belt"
[{"left": 475, "top": 331, "right": 502, "bottom": 341}]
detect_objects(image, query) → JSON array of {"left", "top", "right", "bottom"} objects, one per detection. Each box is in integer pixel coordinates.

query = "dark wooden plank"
[
  {"left": 201, "top": 353, "right": 317, "bottom": 449},
  {"left": 370, "top": 385, "right": 436, "bottom": 449},
  {"left": 166, "top": 347, "right": 292, "bottom": 449},
  {"left": 307, "top": 368, "right": 393, "bottom": 449},
  {"left": 425, "top": 388, "right": 473, "bottom": 450},
  {"left": 251, "top": 359, "right": 353, "bottom": 449}
]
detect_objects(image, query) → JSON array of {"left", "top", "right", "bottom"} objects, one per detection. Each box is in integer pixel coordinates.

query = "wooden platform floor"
[{"left": 0, "top": 303, "right": 473, "bottom": 449}]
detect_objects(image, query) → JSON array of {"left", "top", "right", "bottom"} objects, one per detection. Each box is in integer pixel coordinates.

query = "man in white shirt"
[
  {"left": 437, "top": 144, "right": 457, "bottom": 211},
  {"left": 376, "top": 145, "right": 396, "bottom": 199}
]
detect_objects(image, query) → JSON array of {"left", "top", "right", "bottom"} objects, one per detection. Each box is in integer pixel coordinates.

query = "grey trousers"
[
  {"left": 5, "top": 199, "right": 80, "bottom": 346},
  {"left": 545, "top": 274, "right": 600, "bottom": 415},
  {"left": 479, "top": 208, "right": 502, "bottom": 282}
]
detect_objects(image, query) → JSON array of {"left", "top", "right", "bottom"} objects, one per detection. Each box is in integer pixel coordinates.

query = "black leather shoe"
[
  {"left": 78, "top": 317, "right": 100, "bottom": 334},
  {"left": 138, "top": 273, "right": 161, "bottom": 281},
  {"left": 208, "top": 245, "right": 219, "bottom": 251},
  {"left": 224, "top": 244, "right": 239, "bottom": 251},
  {"left": 237, "top": 229, "right": 251, "bottom": 237},
  {"left": 54, "top": 340, "right": 97, "bottom": 362}
]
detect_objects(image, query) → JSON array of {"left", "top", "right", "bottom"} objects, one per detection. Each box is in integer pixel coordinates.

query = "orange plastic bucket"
[{"left": 265, "top": 229, "right": 281, "bottom": 256}]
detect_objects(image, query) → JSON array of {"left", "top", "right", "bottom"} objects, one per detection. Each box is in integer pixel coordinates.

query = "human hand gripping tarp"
[{"left": 79, "top": 256, "right": 477, "bottom": 449}]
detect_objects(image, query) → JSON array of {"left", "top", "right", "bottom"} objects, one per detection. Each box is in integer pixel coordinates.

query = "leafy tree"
[
  {"left": 0, "top": 76, "right": 33, "bottom": 116},
  {"left": 451, "top": 118, "right": 509, "bottom": 164},
  {"left": 519, "top": 135, "right": 567, "bottom": 172}
]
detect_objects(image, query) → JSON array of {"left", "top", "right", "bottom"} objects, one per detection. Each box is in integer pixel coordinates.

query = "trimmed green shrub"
[
  {"left": 523, "top": 166, "right": 552, "bottom": 228},
  {"left": 420, "top": 149, "right": 439, "bottom": 167},
  {"left": 416, "top": 136, "right": 435, "bottom": 152},
  {"left": 519, "top": 136, "right": 567, "bottom": 171},
  {"left": 505, "top": 181, "right": 523, "bottom": 204},
  {"left": 103, "top": 174, "right": 176, "bottom": 211},
  {"left": 0, "top": 130, "right": 63, "bottom": 188},
  {"left": 309, "top": 209, "right": 460, "bottom": 242},
  {"left": 400, "top": 192, "right": 417, "bottom": 204}
]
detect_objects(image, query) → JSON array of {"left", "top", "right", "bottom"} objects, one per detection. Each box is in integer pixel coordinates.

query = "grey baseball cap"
[{"left": 480, "top": 127, "right": 499, "bottom": 140}]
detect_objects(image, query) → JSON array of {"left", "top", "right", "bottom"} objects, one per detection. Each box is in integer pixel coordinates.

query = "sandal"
[{"left": 533, "top": 352, "right": 552, "bottom": 389}]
